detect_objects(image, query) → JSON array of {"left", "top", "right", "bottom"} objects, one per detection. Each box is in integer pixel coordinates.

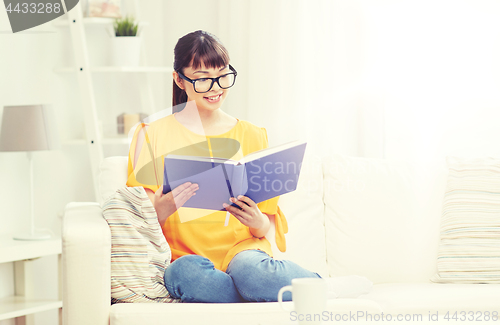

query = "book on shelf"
[{"left": 162, "top": 140, "right": 307, "bottom": 213}]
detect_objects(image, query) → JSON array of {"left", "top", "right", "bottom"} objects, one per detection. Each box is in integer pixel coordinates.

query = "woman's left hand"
[{"left": 223, "top": 195, "right": 270, "bottom": 237}]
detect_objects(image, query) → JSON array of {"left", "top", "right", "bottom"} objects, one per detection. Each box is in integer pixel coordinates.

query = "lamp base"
[{"left": 13, "top": 232, "right": 51, "bottom": 241}]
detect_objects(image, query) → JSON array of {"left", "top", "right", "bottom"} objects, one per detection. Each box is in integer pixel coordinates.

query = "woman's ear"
[{"left": 173, "top": 71, "right": 184, "bottom": 90}]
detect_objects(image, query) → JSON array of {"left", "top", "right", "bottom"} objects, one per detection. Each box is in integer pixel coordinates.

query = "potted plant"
[{"left": 109, "top": 15, "right": 142, "bottom": 66}]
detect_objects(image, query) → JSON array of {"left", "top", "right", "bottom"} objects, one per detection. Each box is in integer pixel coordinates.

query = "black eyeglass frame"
[{"left": 176, "top": 64, "right": 238, "bottom": 93}]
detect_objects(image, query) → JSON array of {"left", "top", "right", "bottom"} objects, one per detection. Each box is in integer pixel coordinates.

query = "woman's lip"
[
  {"left": 204, "top": 93, "right": 223, "bottom": 99},
  {"left": 203, "top": 93, "right": 222, "bottom": 103}
]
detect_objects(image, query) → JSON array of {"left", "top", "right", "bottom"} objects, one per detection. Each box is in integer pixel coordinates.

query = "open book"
[{"left": 162, "top": 140, "right": 307, "bottom": 211}]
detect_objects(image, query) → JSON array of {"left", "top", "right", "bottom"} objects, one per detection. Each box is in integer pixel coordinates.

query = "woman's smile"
[{"left": 204, "top": 92, "right": 223, "bottom": 103}]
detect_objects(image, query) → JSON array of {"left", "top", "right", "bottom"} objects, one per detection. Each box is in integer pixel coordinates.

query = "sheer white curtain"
[
  {"left": 359, "top": 0, "right": 500, "bottom": 161},
  {"left": 218, "top": 0, "right": 372, "bottom": 157},
  {"left": 218, "top": 0, "right": 500, "bottom": 160}
]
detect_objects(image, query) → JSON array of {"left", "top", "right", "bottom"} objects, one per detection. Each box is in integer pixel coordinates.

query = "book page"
[{"left": 238, "top": 140, "right": 305, "bottom": 164}]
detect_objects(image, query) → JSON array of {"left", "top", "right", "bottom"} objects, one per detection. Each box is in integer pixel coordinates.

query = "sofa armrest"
[{"left": 62, "top": 202, "right": 111, "bottom": 325}]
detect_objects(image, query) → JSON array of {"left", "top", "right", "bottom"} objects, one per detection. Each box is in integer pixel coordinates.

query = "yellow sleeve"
[
  {"left": 126, "top": 123, "right": 162, "bottom": 193},
  {"left": 256, "top": 127, "right": 289, "bottom": 252}
]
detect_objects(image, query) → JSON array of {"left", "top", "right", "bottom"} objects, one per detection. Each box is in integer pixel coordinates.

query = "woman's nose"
[{"left": 211, "top": 80, "right": 221, "bottom": 91}]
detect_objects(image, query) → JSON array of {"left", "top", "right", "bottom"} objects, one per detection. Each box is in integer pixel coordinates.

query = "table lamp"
[{"left": 0, "top": 104, "right": 60, "bottom": 240}]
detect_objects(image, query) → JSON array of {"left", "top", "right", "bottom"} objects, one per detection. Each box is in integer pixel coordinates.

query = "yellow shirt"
[{"left": 126, "top": 114, "right": 288, "bottom": 271}]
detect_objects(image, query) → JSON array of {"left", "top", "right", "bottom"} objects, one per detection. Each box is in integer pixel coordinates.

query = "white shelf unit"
[
  {"left": 53, "top": 66, "right": 172, "bottom": 73},
  {"left": 0, "top": 297, "right": 61, "bottom": 322},
  {"left": 53, "top": 2, "right": 173, "bottom": 200},
  {"left": 52, "top": 17, "right": 150, "bottom": 27},
  {"left": 0, "top": 238, "right": 62, "bottom": 324},
  {"left": 62, "top": 136, "right": 130, "bottom": 146}
]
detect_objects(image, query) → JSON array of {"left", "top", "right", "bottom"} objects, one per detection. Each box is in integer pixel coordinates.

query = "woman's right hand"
[{"left": 150, "top": 182, "right": 199, "bottom": 226}]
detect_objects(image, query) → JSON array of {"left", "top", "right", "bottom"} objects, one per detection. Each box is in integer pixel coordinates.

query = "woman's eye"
[{"left": 197, "top": 78, "right": 209, "bottom": 82}]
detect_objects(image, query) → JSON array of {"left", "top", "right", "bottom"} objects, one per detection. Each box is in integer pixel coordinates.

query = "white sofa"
[{"left": 62, "top": 153, "right": 500, "bottom": 325}]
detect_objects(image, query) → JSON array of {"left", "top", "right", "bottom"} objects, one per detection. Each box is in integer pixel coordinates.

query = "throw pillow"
[
  {"left": 432, "top": 156, "right": 500, "bottom": 284},
  {"left": 322, "top": 154, "right": 446, "bottom": 283},
  {"left": 102, "top": 186, "right": 180, "bottom": 303}
]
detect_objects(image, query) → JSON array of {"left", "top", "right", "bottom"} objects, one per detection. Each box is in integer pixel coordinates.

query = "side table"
[{"left": 0, "top": 237, "right": 62, "bottom": 325}]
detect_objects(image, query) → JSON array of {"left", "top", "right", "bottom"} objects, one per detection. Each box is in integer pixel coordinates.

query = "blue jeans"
[{"left": 164, "top": 249, "right": 321, "bottom": 303}]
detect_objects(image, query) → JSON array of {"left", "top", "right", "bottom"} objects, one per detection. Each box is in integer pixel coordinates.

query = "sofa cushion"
[
  {"left": 109, "top": 298, "right": 382, "bottom": 325},
  {"left": 323, "top": 154, "right": 448, "bottom": 283},
  {"left": 359, "top": 283, "right": 500, "bottom": 315},
  {"left": 98, "top": 156, "right": 128, "bottom": 207},
  {"left": 266, "top": 152, "right": 328, "bottom": 277},
  {"left": 432, "top": 156, "right": 500, "bottom": 284}
]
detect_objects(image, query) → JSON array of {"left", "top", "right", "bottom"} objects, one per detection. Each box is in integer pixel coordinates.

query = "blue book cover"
[{"left": 163, "top": 140, "right": 307, "bottom": 211}]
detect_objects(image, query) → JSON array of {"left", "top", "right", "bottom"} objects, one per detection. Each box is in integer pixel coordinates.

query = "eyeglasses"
[{"left": 176, "top": 64, "right": 237, "bottom": 93}]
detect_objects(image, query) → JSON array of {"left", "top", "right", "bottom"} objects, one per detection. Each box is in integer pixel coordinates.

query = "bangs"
[{"left": 189, "top": 35, "right": 230, "bottom": 70}]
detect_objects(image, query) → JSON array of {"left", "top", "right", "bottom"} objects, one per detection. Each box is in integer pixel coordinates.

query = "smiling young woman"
[{"left": 125, "top": 30, "right": 372, "bottom": 303}]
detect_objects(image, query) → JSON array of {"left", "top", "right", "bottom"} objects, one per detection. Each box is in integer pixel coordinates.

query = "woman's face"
[{"left": 174, "top": 62, "right": 231, "bottom": 113}]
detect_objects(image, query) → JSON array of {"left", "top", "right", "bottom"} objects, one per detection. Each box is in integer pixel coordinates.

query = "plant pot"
[{"left": 110, "top": 36, "right": 142, "bottom": 66}]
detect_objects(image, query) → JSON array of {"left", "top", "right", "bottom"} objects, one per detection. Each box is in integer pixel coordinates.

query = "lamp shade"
[{"left": 0, "top": 105, "right": 60, "bottom": 152}]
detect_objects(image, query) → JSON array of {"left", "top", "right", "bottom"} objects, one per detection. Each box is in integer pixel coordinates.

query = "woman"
[{"left": 126, "top": 30, "right": 371, "bottom": 303}]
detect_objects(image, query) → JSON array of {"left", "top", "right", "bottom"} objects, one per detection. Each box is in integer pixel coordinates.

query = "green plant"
[{"left": 113, "top": 15, "right": 139, "bottom": 36}]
